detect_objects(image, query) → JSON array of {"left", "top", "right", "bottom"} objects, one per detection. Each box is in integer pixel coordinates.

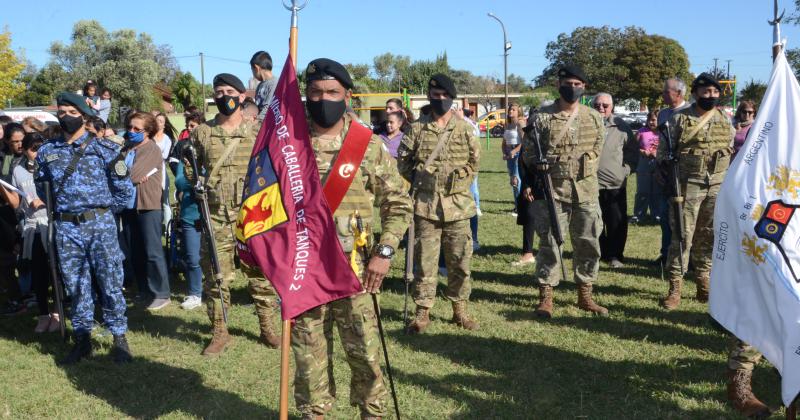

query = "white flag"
[{"left": 710, "top": 51, "right": 800, "bottom": 406}]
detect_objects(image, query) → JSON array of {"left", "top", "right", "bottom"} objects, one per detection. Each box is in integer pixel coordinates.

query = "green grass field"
[{"left": 0, "top": 138, "right": 786, "bottom": 419}]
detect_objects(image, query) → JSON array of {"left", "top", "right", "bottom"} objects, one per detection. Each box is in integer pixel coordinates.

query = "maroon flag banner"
[{"left": 236, "top": 54, "right": 362, "bottom": 320}]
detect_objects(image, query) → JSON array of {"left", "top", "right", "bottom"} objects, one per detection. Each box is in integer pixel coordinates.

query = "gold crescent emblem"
[{"left": 338, "top": 163, "right": 355, "bottom": 178}]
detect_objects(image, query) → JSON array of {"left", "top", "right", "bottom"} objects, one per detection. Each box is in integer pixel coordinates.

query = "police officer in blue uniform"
[{"left": 36, "top": 92, "right": 135, "bottom": 364}]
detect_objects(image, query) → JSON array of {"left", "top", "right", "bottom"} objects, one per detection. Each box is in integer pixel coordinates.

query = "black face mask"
[
  {"left": 558, "top": 86, "right": 585, "bottom": 103},
  {"left": 58, "top": 114, "right": 84, "bottom": 134},
  {"left": 306, "top": 99, "right": 346, "bottom": 128},
  {"left": 697, "top": 96, "right": 719, "bottom": 111},
  {"left": 215, "top": 95, "right": 240, "bottom": 116},
  {"left": 429, "top": 98, "right": 453, "bottom": 116}
]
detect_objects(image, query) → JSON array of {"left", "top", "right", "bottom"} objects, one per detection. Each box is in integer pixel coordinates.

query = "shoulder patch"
[
  {"left": 45, "top": 154, "right": 59, "bottom": 163},
  {"left": 113, "top": 160, "right": 128, "bottom": 177}
]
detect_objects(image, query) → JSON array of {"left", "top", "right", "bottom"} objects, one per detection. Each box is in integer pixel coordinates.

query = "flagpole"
[{"left": 280, "top": 3, "right": 308, "bottom": 419}]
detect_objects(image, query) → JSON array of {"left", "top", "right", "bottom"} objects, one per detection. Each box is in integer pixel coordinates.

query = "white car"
[{"left": 1, "top": 108, "right": 59, "bottom": 125}]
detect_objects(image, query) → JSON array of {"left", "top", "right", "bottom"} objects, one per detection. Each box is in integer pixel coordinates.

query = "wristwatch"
[{"left": 373, "top": 244, "right": 395, "bottom": 259}]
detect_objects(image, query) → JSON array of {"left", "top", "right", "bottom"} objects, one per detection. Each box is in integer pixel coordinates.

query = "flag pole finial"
[
  {"left": 769, "top": 0, "right": 786, "bottom": 60},
  {"left": 283, "top": 0, "right": 308, "bottom": 66}
]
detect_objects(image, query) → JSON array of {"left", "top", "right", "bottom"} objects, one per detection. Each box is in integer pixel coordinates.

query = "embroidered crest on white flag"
[{"left": 710, "top": 51, "right": 800, "bottom": 406}]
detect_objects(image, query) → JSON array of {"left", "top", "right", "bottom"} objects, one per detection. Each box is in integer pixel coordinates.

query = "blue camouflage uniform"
[{"left": 36, "top": 132, "right": 134, "bottom": 338}]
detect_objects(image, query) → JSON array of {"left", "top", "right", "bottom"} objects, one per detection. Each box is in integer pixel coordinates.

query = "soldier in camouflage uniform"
[
  {"left": 657, "top": 73, "right": 735, "bottom": 310},
  {"left": 292, "top": 58, "right": 411, "bottom": 420},
  {"left": 521, "top": 65, "right": 608, "bottom": 318},
  {"left": 726, "top": 337, "right": 771, "bottom": 417},
  {"left": 396, "top": 73, "right": 481, "bottom": 334},
  {"left": 191, "top": 73, "right": 280, "bottom": 356}
]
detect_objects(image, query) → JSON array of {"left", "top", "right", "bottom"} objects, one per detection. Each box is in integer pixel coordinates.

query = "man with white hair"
[{"left": 592, "top": 93, "right": 638, "bottom": 268}]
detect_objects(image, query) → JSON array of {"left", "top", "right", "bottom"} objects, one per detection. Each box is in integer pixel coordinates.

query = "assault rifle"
[
  {"left": 42, "top": 181, "right": 67, "bottom": 340},
  {"left": 184, "top": 144, "right": 228, "bottom": 324},
  {"left": 661, "top": 121, "right": 685, "bottom": 275},
  {"left": 527, "top": 121, "right": 569, "bottom": 284}
]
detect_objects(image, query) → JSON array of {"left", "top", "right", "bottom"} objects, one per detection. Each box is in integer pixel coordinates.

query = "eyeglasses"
[
  {"left": 593, "top": 103, "right": 612, "bottom": 109},
  {"left": 126, "top": 126, "right": 144, "bottom": 133}
]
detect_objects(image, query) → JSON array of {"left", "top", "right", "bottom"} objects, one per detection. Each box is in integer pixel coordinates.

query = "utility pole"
[
  {"left": 200, "top": 52, "right": 206, "bottom": 113},
  {"left": 487, "top": 12, "right": 511, "bottom": 117},
  {"left": 713, "top": 58, "right": 719, "bottom": 75},
  {"left": 726, "top": 60, "right": 732, "bottom": 79}
]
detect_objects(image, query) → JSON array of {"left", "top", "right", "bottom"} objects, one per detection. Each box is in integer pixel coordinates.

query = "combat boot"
[
  {"left": 406, "top": 306, "right": 430, "bottom": 334},
  {"left": 661, "top": 277, "right": 683, "bottom": 310},
  {"left": 59, "top": 333, "right": 92, "bottom": 365},
  {"left": 202, "top": 319, "right": 232, "bottom": 356},
  {"left": 451, "top": 301, "right": 479, "bottom": 330},
  {"left": 534, "top": 285, "right": 554, "bottom": 318},
  {"left": 256, "top": 307, "right": 280, "bottom": 349},
  {"left": 576, "top": 284, "right": 609, "bottom": 316},
  {"left": 111, "top": 334, "right": 133, "bottom": 363},
  {"left": 727, "top": 369, "right": 771, "bottom": 418},
  {"left": 695, "top": 273, "right": 710, "bottom": 303}
]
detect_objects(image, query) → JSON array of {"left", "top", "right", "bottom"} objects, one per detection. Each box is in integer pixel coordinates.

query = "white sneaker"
[
  {"left": 181, "top": 295, "right": 202, "bottom": 310},
  {"left": 476, "top": 208, "right": 483, "bottom": 217}
]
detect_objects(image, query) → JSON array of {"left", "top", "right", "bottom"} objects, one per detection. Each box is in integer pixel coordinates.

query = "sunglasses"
[{"left": 593, "top": 103, "right": 612, "bottom": 109}]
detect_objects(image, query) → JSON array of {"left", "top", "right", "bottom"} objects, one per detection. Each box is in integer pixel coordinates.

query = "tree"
[
  {"left": 536, "top": 26, "right": 637, "bottom": 94},
  {"left": 739, "top": 79, "right": 768, "bottom": 108},
  {"left": 506, "top": 74, "right": 532, "bottom": 93},
  {"left": 0, "top": 29, "right": 25, "bottom": 106},
  {"left": 48, "top": 20, "right": 176, "bottom": 111},
  {"left": 170, "top": 71, "right": 202, "bottom": 111},
  {"left": 614, "top": 33, "right": 691, "bottom": 109}
]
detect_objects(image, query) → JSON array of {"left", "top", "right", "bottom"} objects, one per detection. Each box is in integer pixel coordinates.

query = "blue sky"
[{"left": 3, "top": 0, "right": 798, "bottom": 91}]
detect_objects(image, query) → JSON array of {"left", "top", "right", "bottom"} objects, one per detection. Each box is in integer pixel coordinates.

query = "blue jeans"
[
  {"left": 506, "top": 154, "right": 520, "bottom": 201},
  {"left": 137, "top": 210, "right": 170, "bottom": 299},
  {"left": 180, "top": 220, "right": 203, "bottom": 298}
]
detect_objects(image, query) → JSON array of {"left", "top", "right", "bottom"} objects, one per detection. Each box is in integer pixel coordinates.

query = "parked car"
[
  {"left": 477, "top": 109, "right": 506, "bottom": 136},
  {"left": 2, "top": 108, "right": 59, "bottom": 125}
]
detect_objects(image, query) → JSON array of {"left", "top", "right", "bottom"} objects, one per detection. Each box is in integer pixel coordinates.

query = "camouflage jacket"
[
  {"left": 311, "top": 113, "right": 412, "bottom": 251},
  {"left": 523, "top": 102, "right": 605, "bottom": 204},
  {"left": 657, "top": 106, "right": 734, "bottom": 186},
  {"left": 191, "top": 115, "right": 259, "bottom": 211},
  {"left": 396, "top": 113, "right": 480, "bottom": 222}
]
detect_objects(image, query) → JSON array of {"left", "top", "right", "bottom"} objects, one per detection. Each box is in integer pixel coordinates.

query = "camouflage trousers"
[
  {"left": 200, "top": 206, "right": 276, "bottom": 323},
  {"left": 728, "top": 337, "right": 763, "bottom": 371},
  {"left": 666, "top": 182, "right": 720, "bottom": 280},
  {"left": 291, "top": 291, "right": 387, "bottom": 417},
  {"left": 531, "top": 199, "right": 602, "bottom": 286},
  {"left": 412, "top": 216, "right": 472, "bottom": 309}
]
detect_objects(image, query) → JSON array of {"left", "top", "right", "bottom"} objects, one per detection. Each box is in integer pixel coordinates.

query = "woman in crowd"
[
  {"left": 153, "top": 112, "right": 176, "bottom": 229},
  {"left": 123, "top": 112, "right": 171, "bottom": 311},
  {"left": 2, "top": 133, "right": 57, "bottom": 332},
  {"left": 733, "top": 100, "right": 757, "bottom": 158},
  {"left": 632, "top": 110, "right": 661, "bottom": 223},
  {"left": 502, "top": 103, "right": 524, "bottom": 214},
  {"left": 509, "top": 106, "right": 535, "bottom": 266},
  {"left": 380, "top": 111, "right": 405, "bottom": 159}
]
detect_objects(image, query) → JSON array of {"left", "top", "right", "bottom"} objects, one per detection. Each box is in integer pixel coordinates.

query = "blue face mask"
[{"left": 126, "top": 131, "right": 144, "bottom": 143}]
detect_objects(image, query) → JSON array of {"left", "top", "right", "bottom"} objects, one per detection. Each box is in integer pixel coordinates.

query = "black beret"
[
  {"left": 305, "top": 58, "right": 353, "bottom": 89},
  {"left": 691, "top": 72, "right": 722, "bottom": 91},
  {"left": 428, "top": 73, "right": 457, "bottom": 98},
  {"left": 213, "top": 73, "right": 246, "bottom": 93},
  {"left": 56, "top": 92, "right": 96, "bottom": 116},
  {"left": 557, "top": 65, "right": 588, "bottom": 84}
]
